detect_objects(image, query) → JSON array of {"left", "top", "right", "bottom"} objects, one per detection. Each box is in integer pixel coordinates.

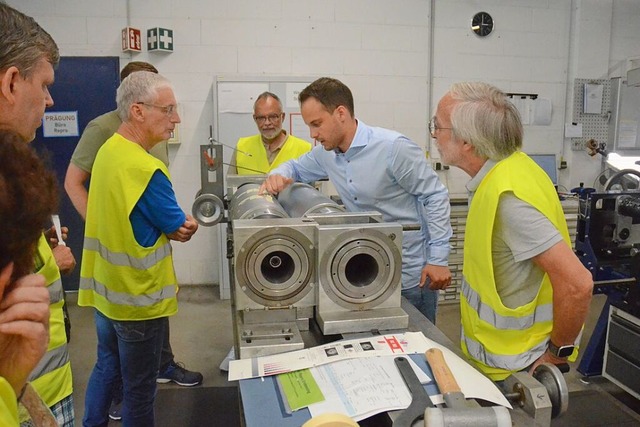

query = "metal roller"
[
  {"left": 192, "top": 192, "right": 225, "bottom": 226},
  {"left": 318, "top": 226, "right": 402, "bottom": 310},
  {"left": 277, "top": 182, "right": 345, "bottom": 217},
  {"left": 228, "top": 183, "right": 289, "bottom": 220},
  {"left": 233, "top": 219, "right": 315, "bottom": 308}
]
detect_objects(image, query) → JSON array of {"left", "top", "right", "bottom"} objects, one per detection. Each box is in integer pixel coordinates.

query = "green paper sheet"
[{"left": 277, "top": 369, "right": 325, "bottom": 412}]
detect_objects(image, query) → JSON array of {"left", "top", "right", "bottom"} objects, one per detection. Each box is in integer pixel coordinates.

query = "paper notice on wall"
[
  {"left": 532, "top": 98, "right": 552, "bottom": 125},
  {"left": 218, "top": 82, "right": 269, "bottom": 113},
  {"left": 289, "top": 112, "right": 313, "bottom": 144},
  {"left": 285, "top": 83, "right": 309, "bottom": 109},
  {"left": 584, "top": 83, "right": 604, "bottom": 114},
  {"left": 511, "top": 97, "right": 531, "bottom": 125},
  {"left": 618, "top": 120, "right": 639, "bottom": 148},
  {"left": 564, "top": 123, "right": 583, "bottom": 138},
  {"left": 42, "top": 111, "right": 79, "bottom": 137}
]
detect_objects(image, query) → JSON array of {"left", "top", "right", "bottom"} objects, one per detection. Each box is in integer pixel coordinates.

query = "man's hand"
[
  {"left": 420, "top": 264, "right": 452, "bottom": 290},
  {"left": 167, "top": 215, "right": 199, "bottom": 242},
  {"left": 258, "top": 174, "right": 294, "bottom": 195},
  {"left": 52, "top": 245, "right": 76, "bottom": 276},
  {"left": 527, "top": 349, "right": 569, "bottom": 375},
  {"left": 0, "top": 264, "right": 50, "bottom": 395},
  {"left": 44, "top": 226, "right": 68, "bottom": 248}
]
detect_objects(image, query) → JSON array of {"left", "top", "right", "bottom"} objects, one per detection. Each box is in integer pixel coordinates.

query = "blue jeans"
[
  {"left": 83, "top": 310, "right": 165, "bottom": 427},
  {"left": 402, "top": 285, "right": 438, "bottom": 324},
  {"left": 111, "top": 317, "right": 175, "bottom": 405}
]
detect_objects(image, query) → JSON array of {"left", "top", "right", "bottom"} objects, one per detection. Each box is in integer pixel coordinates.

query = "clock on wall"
[{"left": 471, "top": 11, "right": 493, "bottom": 37}]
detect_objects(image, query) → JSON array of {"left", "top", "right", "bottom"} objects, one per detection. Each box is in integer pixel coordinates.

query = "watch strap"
[{"left": 548, "top": 341, "right": 574, "bottom": 358}]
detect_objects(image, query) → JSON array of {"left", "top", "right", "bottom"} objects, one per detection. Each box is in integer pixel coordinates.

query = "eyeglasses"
[
  {"left": 428, "top": 116, "right": 452, "bottom": 138},
  {"left": 254, "top": 113, "right": 283, "bottom": 125},
  {"left": 136, "top": 102, "right": 177, "bottom": 117}
]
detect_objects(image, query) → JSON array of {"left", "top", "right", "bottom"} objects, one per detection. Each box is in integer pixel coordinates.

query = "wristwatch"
[{"left": 548, "top": 341, "right": 575, "bottom": 358}]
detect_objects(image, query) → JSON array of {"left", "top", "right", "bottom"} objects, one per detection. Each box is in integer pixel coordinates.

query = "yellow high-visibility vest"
[
  {"left": 460, "top": 152, "right": 575, "bottom": 380},
  {"left": 0, "top": 377, "right": 18, "bottom": 426},
  {"left": 79, "top": 133, "right": 178, "bottom": 321},
  {"left": 236, "top": 134, "right": 311, "bottom": 174},
  {"left": 27, "top": 235, "right": 72, "bottom": 410}
]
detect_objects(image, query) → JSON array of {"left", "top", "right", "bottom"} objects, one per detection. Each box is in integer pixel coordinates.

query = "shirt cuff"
[{"left": 427, "top": 246, "right": 450, "bottom": 266}]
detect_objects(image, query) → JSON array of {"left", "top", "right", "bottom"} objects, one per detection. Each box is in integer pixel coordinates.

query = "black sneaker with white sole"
[
  {"left": 108, "top": 400, "right": 122, "bottom": 421},
  {"left": 156, "top": 362, "right": 203, "bottom": 387}
]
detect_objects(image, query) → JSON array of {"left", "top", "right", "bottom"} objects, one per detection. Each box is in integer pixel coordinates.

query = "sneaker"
[
  {"left": 157, "top": 362, "right": 203, "bottom": 387},
  {"left": 108, "top": 400, "right": 122, "bottom": 421}
]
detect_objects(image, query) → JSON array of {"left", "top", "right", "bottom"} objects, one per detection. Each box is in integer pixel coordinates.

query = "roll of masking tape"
[{"left": 301, "top": 412, "right": 359, "bottom": 427}]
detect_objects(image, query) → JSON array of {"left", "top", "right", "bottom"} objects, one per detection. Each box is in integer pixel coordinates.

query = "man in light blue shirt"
[{"left": 260, "top": 77, "right": 452, "bottom": 323}]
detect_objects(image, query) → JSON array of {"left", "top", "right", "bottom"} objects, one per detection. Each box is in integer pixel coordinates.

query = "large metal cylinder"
[
  {"left": 277, "top": 182, "right": 344, "bottom": 217},
  {"left": 228, "top": 183, "right": 289, "bottom": 220}
]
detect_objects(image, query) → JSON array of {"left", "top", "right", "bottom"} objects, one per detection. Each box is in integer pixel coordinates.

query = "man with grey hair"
[
  {"left": 432, "top": 81, "right": 593, "bottom": 381},
  {"left": 65, "top": 60, "right": 202, "bottom": 423},
  {"left": 228, "top": 91, "right": 311, "bottom": 175},
  {"left": 0, "top": 3, "right": 77, "bottom": 426},
  {"left": 79, "top": 71, "right": 198, "bottom": 426}
]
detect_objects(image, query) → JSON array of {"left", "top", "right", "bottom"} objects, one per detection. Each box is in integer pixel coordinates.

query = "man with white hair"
[
  {"left": 79, "top": 71, "right": 198, "bottom": 426},
  {"left": 431, "top": 81, "right": 593, "bottom": 380}
]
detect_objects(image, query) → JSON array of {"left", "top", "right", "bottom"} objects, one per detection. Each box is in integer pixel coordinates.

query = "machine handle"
[{"left": 425, "top": 348, "right": 462, "bottom": 394}]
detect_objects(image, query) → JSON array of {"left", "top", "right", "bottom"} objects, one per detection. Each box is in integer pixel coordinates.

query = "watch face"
[
  {"left": 472, "top": 12, "right": 493, "bottom": 37},
  {"left": 557, "top": 345, "right": 575, "bottom": 358}
]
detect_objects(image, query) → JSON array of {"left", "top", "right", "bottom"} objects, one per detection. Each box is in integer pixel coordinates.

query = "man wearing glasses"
[
  {"left": 431, "top": 82, "right": 592, "bottom": 381},
  {"left": 261, "top": 77, "right": 452, "bottom": 324},
  {"left": 228, "top": 92, "right": 311, "bottom": 175},
  {"left": 78, "top": 71, "right": 199, "bottom": 426},
  {"left": 65, "top": 62, "right": 202, "bottom": 423}
]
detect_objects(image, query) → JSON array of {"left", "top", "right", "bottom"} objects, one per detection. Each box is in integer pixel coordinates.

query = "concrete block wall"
[{"left": 7, "top": 0, "right": 640, "bottom": 285}]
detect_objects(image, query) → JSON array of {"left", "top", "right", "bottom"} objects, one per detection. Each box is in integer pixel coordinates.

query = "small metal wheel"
[
  {"left": 533, "top": 363, "right": 569, "bottom": 418},
  {"left": 192, "top": 193, "right": 225, "bottom": 226}
]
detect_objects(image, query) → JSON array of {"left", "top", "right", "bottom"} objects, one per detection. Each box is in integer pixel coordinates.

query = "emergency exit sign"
[{"left": 148, "top": 27, "right": 174, "bottom": 52}]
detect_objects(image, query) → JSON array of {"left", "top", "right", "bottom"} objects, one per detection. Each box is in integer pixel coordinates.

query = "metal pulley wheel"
[
  {"left": 604, "top": 169, "right": 640, "bottom": 191},
  {"left": 192, "top": 192, "right": 225, "bottom": 226},
  {"left": 533, "top": 363, "right": 569, "bottom": 418}
]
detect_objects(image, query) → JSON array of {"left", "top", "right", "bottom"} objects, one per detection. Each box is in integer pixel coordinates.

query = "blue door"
[{"left": 32, "top": 56, "right": 120, "bottom": 290}]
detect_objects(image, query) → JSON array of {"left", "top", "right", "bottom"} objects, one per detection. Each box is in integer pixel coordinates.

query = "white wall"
[
  {"left": 430, "top": 0, "right": 573, "bottom": 196},
  {"left": 8, "top": 0, "right": 640, "bottom": 285}
]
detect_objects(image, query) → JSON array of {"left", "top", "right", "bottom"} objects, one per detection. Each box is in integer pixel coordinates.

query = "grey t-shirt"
[
  {"left": 493, "top": 192, "right": 563, "bottom": 308},
  {"left": 467, "top": 160, "right": 563, "bottom": 309}
]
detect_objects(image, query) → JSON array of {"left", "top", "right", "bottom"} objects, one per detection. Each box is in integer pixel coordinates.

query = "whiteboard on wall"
[{"left": 213, "top": 75, "right": 317, "bottom": 173}]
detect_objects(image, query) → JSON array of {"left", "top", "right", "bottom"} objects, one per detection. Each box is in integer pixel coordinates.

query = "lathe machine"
[
  {"left": 192, "top": 143, "right": 408, "bottom": 359},
  {"left": 574, "top": 169, "right": 640, "bottom": 399}
]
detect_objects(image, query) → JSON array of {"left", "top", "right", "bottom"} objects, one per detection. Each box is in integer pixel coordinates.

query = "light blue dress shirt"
[{"left": 271, "top": 121, "right": 452, "bottom": 290}]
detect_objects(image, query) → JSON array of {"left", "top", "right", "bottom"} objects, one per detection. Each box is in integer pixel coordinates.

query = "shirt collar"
[
  {"left": 334, "top": 119, "right": 366, "bottom": 154},
  {"left": 263, "top": 130, "right": 287, "bottom": 153},
  {"left": 466, "top": 159, "right": 496, "bottom": 194}
]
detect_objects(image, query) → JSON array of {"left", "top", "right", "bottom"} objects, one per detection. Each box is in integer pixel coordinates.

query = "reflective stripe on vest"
[
  {"left": 461, "top": 331, "right": 548, "bottom": 371},
  {"left": 31, "top": 236, "right": 73, "bottom": 406},
  {"left": 461, "top": 277, "right": 553, "bottom": 330},
  {"left": 83, "top": 236, "right": 172, "bottom": 270},
  {"left": 461, "top": 152, "right": 570, "bottom": 379},
  {"left": 48, "top": 278, "right": 64, "bottom": 305},
  {"left": 28, "top": 343, "right": 70, "bottom": 381},
  {"left": 79, "top": 276, "right": 177, "bottom": 307}
]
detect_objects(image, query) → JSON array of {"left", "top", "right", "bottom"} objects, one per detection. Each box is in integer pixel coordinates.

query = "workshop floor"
[{"left": 65, "top": 287, "right": 640, "bottom": 426}]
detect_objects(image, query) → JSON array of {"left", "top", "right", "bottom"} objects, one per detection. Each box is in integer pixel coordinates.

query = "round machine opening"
[
  {"left": 344, "top": 253, "right": 378, "bottom": 288},
  {"left": 260, "top": 251, "right": 295, "bottom": 284}
]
